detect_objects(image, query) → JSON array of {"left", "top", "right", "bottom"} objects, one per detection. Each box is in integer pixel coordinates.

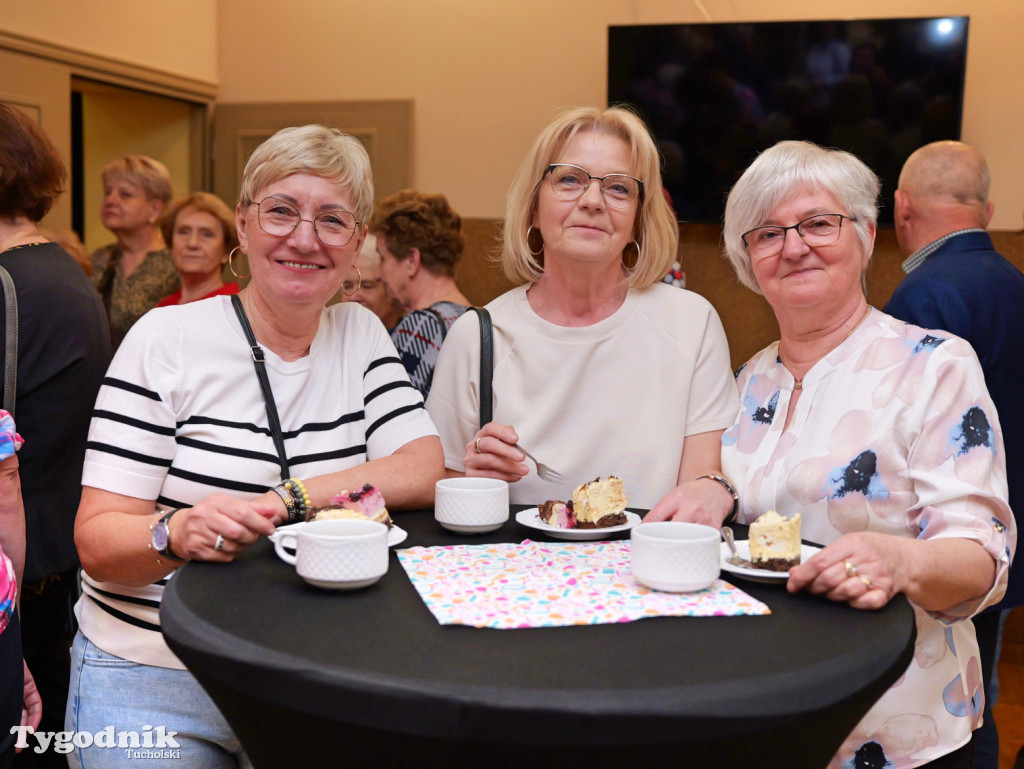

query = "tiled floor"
[{"left": 993, "top": 607, "right": 1024, "bottom": 769}]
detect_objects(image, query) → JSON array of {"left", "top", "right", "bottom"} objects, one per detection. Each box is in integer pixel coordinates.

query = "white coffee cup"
[
  {"left": 631, "top": 521, "right": 721, "bottom": 592},
  {"left": 434, "top": 477, "right": 509, "bottom": 534},
  {"left": 274, "top": 519, "right": 388, "bottom": 590}
]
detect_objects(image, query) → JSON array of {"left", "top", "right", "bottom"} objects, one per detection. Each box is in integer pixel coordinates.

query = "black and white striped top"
[{"left": 77, "top": 296, "right": 438, "bottom": 668}]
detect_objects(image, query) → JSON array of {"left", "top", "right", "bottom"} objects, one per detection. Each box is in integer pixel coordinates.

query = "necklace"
[
  {"left": 785, "top": 304, "right": 872, "bottom": 390},
  {"left": 0, "top": 241, "right": 45, "bottom": 255}
]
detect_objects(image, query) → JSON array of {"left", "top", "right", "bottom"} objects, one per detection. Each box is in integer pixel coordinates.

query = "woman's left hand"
[
  {"left": 787, "top": 531, "right": 904, "bottom": 610},
  {"left": 644, "top": 478, "right": 734, "bottom": 526},
  {"left": 19, "top": 660, "right": 41, "bottom": 741},
  {"left": 172, "top": 493, "right": 279, "bottom": 562}
]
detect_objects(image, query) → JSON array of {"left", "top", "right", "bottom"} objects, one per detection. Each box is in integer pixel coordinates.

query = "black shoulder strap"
[
  {"left": 465, "top": 307, "right": 493, "bottom": 426},
  {"left": 230, "top": 294, "right": 290, "bottom": 480},
  {"left": 0, "top": 266, "right": 17, "bottom": 417}
]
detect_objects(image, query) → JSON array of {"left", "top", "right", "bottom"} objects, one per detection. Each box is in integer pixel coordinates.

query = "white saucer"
[
  {"left": 437, "top": 520, "right": 505, "bottom": 534},
  {"left": 515, "top": 508, "right": 640, "bottom": 541},
  {"left": 301, "top": 574, "right": 384, "bottom": 591},
  {"left": 719, "top": 541, "right": 821, "bottom": 583}
]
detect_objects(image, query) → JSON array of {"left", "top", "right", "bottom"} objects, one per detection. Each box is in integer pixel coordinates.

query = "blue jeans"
[{"left": 65, "top": 632, "right": 249, "bottom": 769}]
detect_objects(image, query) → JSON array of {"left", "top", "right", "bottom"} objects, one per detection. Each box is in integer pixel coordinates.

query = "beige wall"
[
  {"left": 2, "top": 0, "right": 218, "bottom": 84},
  {"left": 216, "top": 0, "right": 1024, "bottom": 230}
]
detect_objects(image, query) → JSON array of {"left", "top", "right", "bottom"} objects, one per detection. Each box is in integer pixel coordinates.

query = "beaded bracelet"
[
  {"left": 281, "top": 478, "right": 312, "bottom": 524},
  {"left": 694, "top": 473, "right": 739, "bottom": 524}
]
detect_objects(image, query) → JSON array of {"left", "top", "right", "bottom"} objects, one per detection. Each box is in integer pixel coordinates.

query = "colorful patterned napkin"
[{"left": 397, "top": 539, "right": 770, "bottom": 629}]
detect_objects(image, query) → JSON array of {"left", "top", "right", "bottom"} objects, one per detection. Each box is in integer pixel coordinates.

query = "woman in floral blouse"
[{"left": 719, "top": 141, "right": 1014, "bottom": 769}]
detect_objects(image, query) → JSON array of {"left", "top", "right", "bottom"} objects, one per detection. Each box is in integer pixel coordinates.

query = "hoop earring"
[
  {"left": 228, "top": 247, "right": 251, "bottom": 279},
  {"left": 622, "top": 241, "right": 640, "bottom": 270},
  {"left": 341, "top": 267, "right": 363, "bottom": 297},
  {"left": 527, "top": 226, "right": 544, "bottom": 257}
]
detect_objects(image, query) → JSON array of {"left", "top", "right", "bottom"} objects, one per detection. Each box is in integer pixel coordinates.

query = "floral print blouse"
[
  {"left": 722, "top": 308, "right": 1015, "bottom": 769},
  {"left": 0, "top": 410, "right": 23, "bottom": 637}
]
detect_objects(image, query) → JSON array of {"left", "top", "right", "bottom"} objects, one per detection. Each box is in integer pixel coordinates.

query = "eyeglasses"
[
  {"left": 542, "top": 164, "right": 644, "bottom": 209},
  {"left": 255, "top": 197, "right": 360, "bottom": 247},
  {"left": 741, "top": 213, "right": 856, "bottom": 259},
  {"left": 341, "top": 278, "right": 382, "bottom": 294}
]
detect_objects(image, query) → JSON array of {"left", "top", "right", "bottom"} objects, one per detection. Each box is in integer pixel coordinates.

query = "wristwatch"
[{"left": 150, "top": 509, "right": 187, "bottom": 562}]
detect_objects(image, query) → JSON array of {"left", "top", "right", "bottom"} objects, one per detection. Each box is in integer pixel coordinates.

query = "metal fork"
[{"left": 516, "top": 444, "right": 565, "bottom": 484}]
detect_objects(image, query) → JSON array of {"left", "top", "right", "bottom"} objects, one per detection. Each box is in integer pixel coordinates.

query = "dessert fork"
[{"left": 516, "top": 444, "right": 565, "bottom": 484}]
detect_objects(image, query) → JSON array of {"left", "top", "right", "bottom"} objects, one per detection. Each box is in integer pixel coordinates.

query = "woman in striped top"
[{"left": 67, "top": 125, "right": 444, "bottom": 768}]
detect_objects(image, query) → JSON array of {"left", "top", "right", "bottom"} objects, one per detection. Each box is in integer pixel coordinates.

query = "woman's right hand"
[
  {"left": 172, "top": 493, "right": 279, "bottom": 562},
  {"left": 464, "top": 422, "right": 528, "bottom": 483}
]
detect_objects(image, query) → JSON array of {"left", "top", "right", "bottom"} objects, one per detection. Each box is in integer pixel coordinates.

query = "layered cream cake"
[
  {"left": 540, "top": 476, "right": 628, "bottom": 529},
  {"left": 306, "top": 484, "right": 393, "bottom": 528},
  {"left": 748, "top": 511, "right": 802, "bottom": 571}
]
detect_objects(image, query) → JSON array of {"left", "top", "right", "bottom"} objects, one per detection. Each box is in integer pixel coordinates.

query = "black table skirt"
[{"left": 161, "top": 509, "right": 916, "bottom": 769}]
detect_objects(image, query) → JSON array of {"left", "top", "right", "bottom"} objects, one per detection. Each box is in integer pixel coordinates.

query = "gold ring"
[
  {"left": 859, "top": 575, "right": 873, "bottom": 589},
  {"left": 474, "top": 437, "right": 483, "bottom": 454},
  {"left": 844, "top": 560, "right": 857, "bottom": 578}
]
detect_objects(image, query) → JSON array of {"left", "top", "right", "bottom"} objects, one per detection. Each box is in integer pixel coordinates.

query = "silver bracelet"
[{"left": 694, "top": 473, "right": 739, "bottom": 523}]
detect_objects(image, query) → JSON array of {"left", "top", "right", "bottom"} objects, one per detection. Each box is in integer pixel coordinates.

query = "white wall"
[{"left": 216, "top": 0, "right": 1024, "bottom": 229}]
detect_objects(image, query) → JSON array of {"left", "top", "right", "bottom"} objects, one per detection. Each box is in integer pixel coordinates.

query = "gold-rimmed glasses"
[
  {"left": 255, "top": 197, "right": 360, "bottom": 247},
  {"left": 742, "top": 213, "right": 855, "bottom": 259},
  {"left": 542, "top": 164, "right": 644, "bottom": 209}
]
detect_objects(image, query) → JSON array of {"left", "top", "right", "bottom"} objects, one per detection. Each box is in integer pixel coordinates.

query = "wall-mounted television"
[{"left": 608, "top": 17, "right": 969, "bottom": 224}]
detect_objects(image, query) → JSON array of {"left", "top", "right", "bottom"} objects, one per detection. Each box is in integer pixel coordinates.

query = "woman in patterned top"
[
  {"left": 369, "top": 189, "right": 471, "bottom": 396},
  {"left": 0, "top": 411, "right": 37, "bottom": 768},
  {"left": 90, "top": 154, "right": 179, "bottom": 350},
  {"left": 69, "top": 125, "right": 443, "bottom": 768},
  {"left": 719, "top": 140, "right": 1015, "bottom": 769}
]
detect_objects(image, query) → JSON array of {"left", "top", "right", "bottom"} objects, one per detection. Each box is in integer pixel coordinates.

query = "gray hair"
[
  {"left": 723, "top": 140, "right": 879, "bottom": 294},
  {"left": 237, "top": 125, "right": 374, "bottom": 223}
]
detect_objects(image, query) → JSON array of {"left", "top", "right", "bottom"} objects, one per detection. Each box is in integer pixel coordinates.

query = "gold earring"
[
  {"left": 341, "top": 266, "right": 363, "bottom": 297},
  {"left": 527, "top": 226, "right": 544, "bottom": 257},
  {"left": 228, "top": 247, "right": 251, "bottom": 279}
]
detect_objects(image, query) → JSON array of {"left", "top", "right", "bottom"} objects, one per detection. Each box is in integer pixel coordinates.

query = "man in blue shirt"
[{"left": 886, "top": 140, "right": 1024, "bottom": 769}]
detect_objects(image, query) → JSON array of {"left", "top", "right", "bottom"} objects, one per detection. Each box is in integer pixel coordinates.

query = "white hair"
[{"left": 723, "top": 141, "right": 879, "bottom": 294}]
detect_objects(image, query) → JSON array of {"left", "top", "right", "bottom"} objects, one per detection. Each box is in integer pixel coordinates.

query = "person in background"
[
  {"left": 0, "top": 411, "right": 40, "bottom": 768},
  {"left": 68, "top": 124, "right": 442, "bottom": 768},
  {"left": 885, "top": 140, "right": 1024, "bottom": 769},
  {"left": 339, "top": 233, "right": 403, "bottom": 330},
  {"left": 720, "top": 139, "right": 1013, "bottom": 768},
  {"left": 155, "top": 192, "right": 239, "bottom": 307},
  {"left": 426, "top": 106, "right": 737, "bottom": 514},
  {"left": 0, "top": 103, "right": 111, "bottom": 769},
  {"left": 90, "top": 154, "right": 178, "bottom": 350},
  {"left": 370, "top": 189, "right": 471, "bottom": 396}
]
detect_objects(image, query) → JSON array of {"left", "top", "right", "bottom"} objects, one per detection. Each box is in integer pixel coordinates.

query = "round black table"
[{"left": 160, "top": 509, "right": 916, "bottom": 769}]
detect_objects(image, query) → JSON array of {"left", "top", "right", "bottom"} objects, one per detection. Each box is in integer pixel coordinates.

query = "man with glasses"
[
  {"left": 339, "top": 233, "right": 403, "bottom": 331},
  {"left": 885, "top": 140, "right": 1024, "bottom": 769}
]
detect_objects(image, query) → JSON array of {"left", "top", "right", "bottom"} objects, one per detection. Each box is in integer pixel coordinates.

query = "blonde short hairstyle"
[
  {"left": 502, "top": 106, "right": 678, "bottom": 289},
  {"left": 723, "top": 140, "right": 879, "bottom": 294},
  {"left": 161, "top": 191, "right": 239, "bottom": 254},
  {"left": 237, "top": 125, "right": 374, "bottom": 223},
  {"left": 100, "top": 154, "right": 173, "bottom": 204}
]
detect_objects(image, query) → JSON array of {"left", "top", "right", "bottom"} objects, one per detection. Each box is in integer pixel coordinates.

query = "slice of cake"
[
  {"left": 572, "top": 476, "right": 628, "bottom": 529},
  {"left": 306, "top": 483, "right": 393, "bottom": 528},
  {"left": 748, "top": 511, "right": 802, "bottom": 571},
  {"left": 539, "top": 499, "right": 576, "bottom": 528}
]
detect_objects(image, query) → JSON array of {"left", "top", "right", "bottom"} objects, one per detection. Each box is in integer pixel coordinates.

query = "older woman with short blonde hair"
[
  {"left": 69, "top": 124, "right": 443, "bottom": 768},
  {"left": 91, "top": 154, "right": 178, "bottom": 349},
  {"left": 427, "top": 106, "right": 737, "bottom": 516}
]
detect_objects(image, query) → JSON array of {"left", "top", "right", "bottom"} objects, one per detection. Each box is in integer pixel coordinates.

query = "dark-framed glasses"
[
  {"left": 255, "top": 197, "right": 360, "bottom": 247},
  {"left": 341, "top": 278, "right": 382, "bottom": 294},
  {"left": 543, "top": 164, "right": 644, "bottom": 209},
  {"left": 741, "top": 213, "right": 856, "bottom": 259}
]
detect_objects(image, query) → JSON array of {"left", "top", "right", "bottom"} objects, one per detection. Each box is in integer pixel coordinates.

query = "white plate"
[
  {"left": 515, "top": 508, "right": 641, "bottom": 540},
  {"left": 270, "top": 522, "right": 408, "bottom": 551},
  {"left": 719, "top": 540, "right": 821, "bottom": 583}
]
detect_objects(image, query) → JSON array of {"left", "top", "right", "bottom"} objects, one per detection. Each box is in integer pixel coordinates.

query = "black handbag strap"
[
  {"left": 230, "top": 294, "right": 290, "bottom": 480},
  {"left": 0, "top": 266, "right": 17, "bottom": 417},
  {"left": 465, "top": 307, "right": 493, "bottom": 426}
]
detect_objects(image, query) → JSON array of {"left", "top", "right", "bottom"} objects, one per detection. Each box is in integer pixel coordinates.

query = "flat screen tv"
[{"left": 608, "top": 17, "right": 969, "bottom": 224}]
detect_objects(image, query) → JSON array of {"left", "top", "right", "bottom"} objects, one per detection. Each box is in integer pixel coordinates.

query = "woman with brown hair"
[{"left": 370, "top": 189, "right": 471, "bottom": 396}]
